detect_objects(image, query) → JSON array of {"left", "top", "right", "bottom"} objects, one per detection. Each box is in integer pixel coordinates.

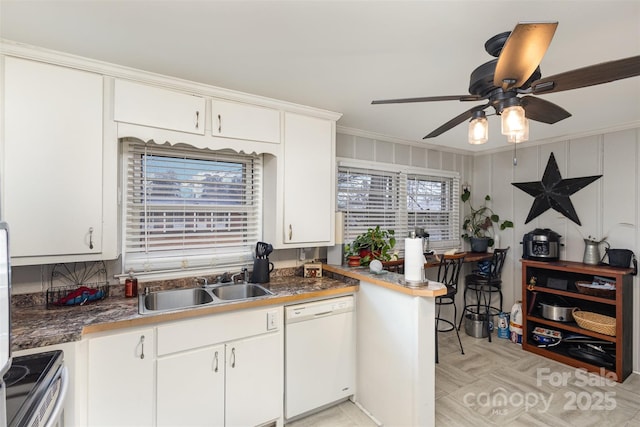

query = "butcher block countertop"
[{"left": 11, "top": 273, "right": 357, "bottom": 351}]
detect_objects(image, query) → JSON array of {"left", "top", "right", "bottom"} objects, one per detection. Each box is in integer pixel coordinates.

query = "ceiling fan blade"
[
  {"left": 494, "top": 22, "right": 558, "bottom": 90},
  {"left": 530, "top": 55, "right": 640, "bottom": 94},
  {"left": 520, "top": 96, "right": 571, "bottom": 124},
  {"left": 372, "top": 95, "right": 481, "bottom": 104},
  {"left": 423, "top": 105, "right": 487, "bottom": 139}
]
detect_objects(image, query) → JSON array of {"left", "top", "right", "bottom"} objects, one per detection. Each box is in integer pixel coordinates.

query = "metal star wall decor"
[{"left": 511, "top": 152, "right": 602, "bottom": 225}]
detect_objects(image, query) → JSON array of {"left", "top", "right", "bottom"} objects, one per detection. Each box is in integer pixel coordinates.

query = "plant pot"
[
  {"left": 347, "top": 256, "right": 361, "bottom": 267},
  {"left": 470, "top": 237, "right": 490, "bottom": 252}
]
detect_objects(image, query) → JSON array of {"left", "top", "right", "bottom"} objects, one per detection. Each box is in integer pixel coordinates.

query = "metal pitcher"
[{"left": 583, "top": 238, "right": 609, "bottom": 265}]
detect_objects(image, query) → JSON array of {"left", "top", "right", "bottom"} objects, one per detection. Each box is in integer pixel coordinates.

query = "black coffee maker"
[{"left": 251, "top": 242, "right": 274, "bottom": 283}]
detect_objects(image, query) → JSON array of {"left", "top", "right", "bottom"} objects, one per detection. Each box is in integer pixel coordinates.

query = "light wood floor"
[{"left": 287, "top": 331, "right": 640, "bottom": 426}]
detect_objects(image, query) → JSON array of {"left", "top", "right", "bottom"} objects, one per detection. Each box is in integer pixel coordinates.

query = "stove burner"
[{"left": 3, "top": 364, "right": 30, "bottom": 387}]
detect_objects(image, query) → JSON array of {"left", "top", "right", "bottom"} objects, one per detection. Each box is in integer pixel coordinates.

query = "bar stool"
[
  {"left": 435, "top": 253, "right": 465, "bottom": 363},
  {"left": 457, "top": 247, "right": 509, "bottom": 342}
]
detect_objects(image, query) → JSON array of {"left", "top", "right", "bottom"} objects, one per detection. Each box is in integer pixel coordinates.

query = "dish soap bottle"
[{"left": 125, "top": 270, "right": 138, "bottom": 298}]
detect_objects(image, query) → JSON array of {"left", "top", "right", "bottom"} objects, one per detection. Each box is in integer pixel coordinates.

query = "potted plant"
[
  {"left": 344, "top": 226, "right": 396, "bottom": 266},
  {"left": 461, "top": 189, "right": 513, "bottom": 252}
]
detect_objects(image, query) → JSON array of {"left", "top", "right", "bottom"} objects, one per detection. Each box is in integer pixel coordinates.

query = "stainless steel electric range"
[{"left": 3, "top": 350, "right": 67, "bottom": 427}]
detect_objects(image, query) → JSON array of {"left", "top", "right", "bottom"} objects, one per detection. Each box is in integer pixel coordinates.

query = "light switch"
[{"left": 267, "top": 310, "right": 278, "bottom": 330}]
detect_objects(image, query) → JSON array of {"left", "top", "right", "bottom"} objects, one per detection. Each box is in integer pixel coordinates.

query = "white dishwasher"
[{"left": 285, "top": 295, "right": 355, "bottom": 420}]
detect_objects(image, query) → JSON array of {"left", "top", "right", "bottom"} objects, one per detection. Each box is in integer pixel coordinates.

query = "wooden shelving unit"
[{"left": 521, "top": 259, "right": 634, "bottom": 382}]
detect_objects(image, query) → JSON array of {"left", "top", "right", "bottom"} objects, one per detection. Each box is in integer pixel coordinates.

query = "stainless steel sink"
[
  {"left": 139, "top": 287, "right": 215, "bottom": 314},
  {"left": 211, "top": 283, "right": 273, "bottom": 301}
]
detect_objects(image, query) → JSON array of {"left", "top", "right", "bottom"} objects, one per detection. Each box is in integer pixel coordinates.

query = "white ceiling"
[{"left": 1, "top": 0, "right": 639, "bottom": 152}]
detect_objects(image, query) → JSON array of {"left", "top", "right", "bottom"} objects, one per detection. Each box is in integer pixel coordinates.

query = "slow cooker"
[{"left": 522, "top": 228, "right": 562, "bottom": 261}]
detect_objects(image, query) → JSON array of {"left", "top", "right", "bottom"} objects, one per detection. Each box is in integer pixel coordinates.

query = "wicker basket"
[
  {"left": 575, "top": 281, "right": 615, "bottom": 298},
  {"left": 573, "top": 310, "right": 616, "bottom": 336}
]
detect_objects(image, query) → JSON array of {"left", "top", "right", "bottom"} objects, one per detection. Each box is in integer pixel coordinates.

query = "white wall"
[{"left": 474, "top": 128, "right": 640, "bottom": 371}]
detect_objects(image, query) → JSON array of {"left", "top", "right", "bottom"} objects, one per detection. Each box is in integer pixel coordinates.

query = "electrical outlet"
[{"left": 299, "top": 248, "right": 306, "bottom": 261}]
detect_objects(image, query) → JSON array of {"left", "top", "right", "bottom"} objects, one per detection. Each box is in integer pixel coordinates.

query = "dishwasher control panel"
[{"left": 285, "top": 295, "right": 354, "bottom": 323}]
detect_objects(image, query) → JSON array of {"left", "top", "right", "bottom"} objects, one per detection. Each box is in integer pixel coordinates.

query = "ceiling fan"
[{"left": 372, "top": 22, "right": 640, "bottom": 144}]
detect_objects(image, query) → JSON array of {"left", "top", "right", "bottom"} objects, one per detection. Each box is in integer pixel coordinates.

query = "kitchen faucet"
[
  {"left": 195, "top": 277, "right": 209, "bottom": 287},
  {"left": 232, "top": 268, "right": 249, "bottom": 284}
]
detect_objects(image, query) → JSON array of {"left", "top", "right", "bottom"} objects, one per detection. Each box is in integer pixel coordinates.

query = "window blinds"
[
  {"left": 407, "top": 174, "right": 460, "bottom": 249},
  {"left": 337, "top": 166, "right": 405, "bottom": 251},
  {"left": 337, "top": 164, "right": 460, "bottom": 254},
  {"left": 123, "top": 140, "right": 261, "bottom": 275}
]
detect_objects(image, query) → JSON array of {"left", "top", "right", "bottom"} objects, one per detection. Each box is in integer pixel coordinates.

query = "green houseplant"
[
  {"left": 344, "top": 226, "right": 396, "bottom": 266},
  {"left": 461, "top": 189, "right": 513, "bottom": 252}
]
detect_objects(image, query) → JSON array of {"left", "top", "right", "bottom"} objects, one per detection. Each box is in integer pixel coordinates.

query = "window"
[
  {"left": 338, "top": 162, "right": 459, "bottom": 254},
  {"left": 123, "top": 139, "right": 261, "bottom": 276},
  {"left": 407, "top": 174, "right": 460, "bottom": 249},
  {"left": 337, "top": 166, "right": 405, "bottom": 245}
]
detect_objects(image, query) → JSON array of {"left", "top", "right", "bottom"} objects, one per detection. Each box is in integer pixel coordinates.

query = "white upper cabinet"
[
  {"left": 3, "top": 57, "right": 115, "bottom": 264},
  {"left": 211, "top": 99, "right": 280, "bottom": 143},
  {"left": 114, "top": 79, "right": 205, "bottom": 135},
  {"left": 266, "top": 112, "right": 335, "bottom": 247}
]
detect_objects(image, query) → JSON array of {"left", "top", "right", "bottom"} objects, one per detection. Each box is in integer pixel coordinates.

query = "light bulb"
[
  {"left": 468, "top": 112, "right": 488, "bottom": 145},
  {"left": 501, "top": 105, "right": 526, "bottom": 136},
  {"left": 507, "top": 118, "right": 529, "bottom": 143}
]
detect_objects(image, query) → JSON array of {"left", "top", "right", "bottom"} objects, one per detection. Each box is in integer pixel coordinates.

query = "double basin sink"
[{"left": 139, "top": 283, "right": 274, "bottom": 314}]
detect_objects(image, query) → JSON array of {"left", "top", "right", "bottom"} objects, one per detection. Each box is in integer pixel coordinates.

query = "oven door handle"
[{"left": 44, "top": 365, "right": 69, "bottom": 427}]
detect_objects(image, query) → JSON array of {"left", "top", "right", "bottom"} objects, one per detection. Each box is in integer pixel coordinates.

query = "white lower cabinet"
[
  {"left": 87, "top": 328, "right": 154, "bottom": 426},
  {"left": 225, "top": 333, "right": 282, "bottom": 427},
  {"left": 155, "top": 306, "right": 283, "bottom": 426},
  {"left": 157, "top": 345, "right": 225, "bottom": 426},
  {"left": 84, "top": 307, "right": 283, "bottom": 427}
]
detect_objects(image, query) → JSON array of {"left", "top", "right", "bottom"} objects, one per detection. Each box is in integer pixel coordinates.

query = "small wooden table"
[{"left": 382, "top": 251, "right": 493, "bottom": 272}]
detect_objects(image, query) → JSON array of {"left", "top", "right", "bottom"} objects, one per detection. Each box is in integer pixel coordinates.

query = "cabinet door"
[
  {"left": 225, "top": 333, "right": 282, "bottom": 427},
  {"left": 211, "top": 99, "right": 280, "bottom": 143},
  {"left": 282, "top": 113, "right": 334, "bottom": 244},
  {"left": 3, "top": 57, "right": 104, "bottom": 258},
  {"left": 87, "top": 329, "right": 154, "bottom": 426},
  {"left": 157, "top": 345, "right": 225, "bottom": 427},
  {"left": 114, "top": 79, "right": 205, "bottom": 135}
]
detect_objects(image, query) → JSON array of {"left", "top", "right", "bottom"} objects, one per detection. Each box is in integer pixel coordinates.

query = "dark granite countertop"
[{"left": 11, "top": 274, "right": 357, "bottom": 351}]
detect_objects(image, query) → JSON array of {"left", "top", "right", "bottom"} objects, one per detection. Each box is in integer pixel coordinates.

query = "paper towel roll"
[{"left": 404, "top": 237, "right": 426, "bottom": 282}]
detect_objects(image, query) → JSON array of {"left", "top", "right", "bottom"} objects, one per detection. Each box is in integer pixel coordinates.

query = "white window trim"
[
  {"left": 120, "top": 138, "right": 262, "bottom": 282},
  {"left": 337, "top": 158, "right": 461, "bottom": 254}
]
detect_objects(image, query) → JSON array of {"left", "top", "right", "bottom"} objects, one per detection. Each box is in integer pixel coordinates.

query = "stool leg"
[
  {"left": 458, "top": 286, "right": 468, "bottom": 331},
  {"left": 453, "top": 301, "right": 464, "bottom": 355},
  {"left": 483, "top": 286, "right": 492, "bottom": 343}
]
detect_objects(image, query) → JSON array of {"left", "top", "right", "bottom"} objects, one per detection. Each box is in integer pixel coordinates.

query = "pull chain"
[{"left": 513, "top": 142, "right": 518, "bottom": 166}]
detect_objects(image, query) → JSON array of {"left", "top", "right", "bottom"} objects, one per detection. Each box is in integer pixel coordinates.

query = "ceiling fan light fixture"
[
  {"left": 501, "top": 104, "right": 526, "bottom": 136},
  {"left": 507, "top": 118, "right": 529, "bottom": 143},
  {"left": 468, "top": 111, "right": 488, "bottom": 144}
]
